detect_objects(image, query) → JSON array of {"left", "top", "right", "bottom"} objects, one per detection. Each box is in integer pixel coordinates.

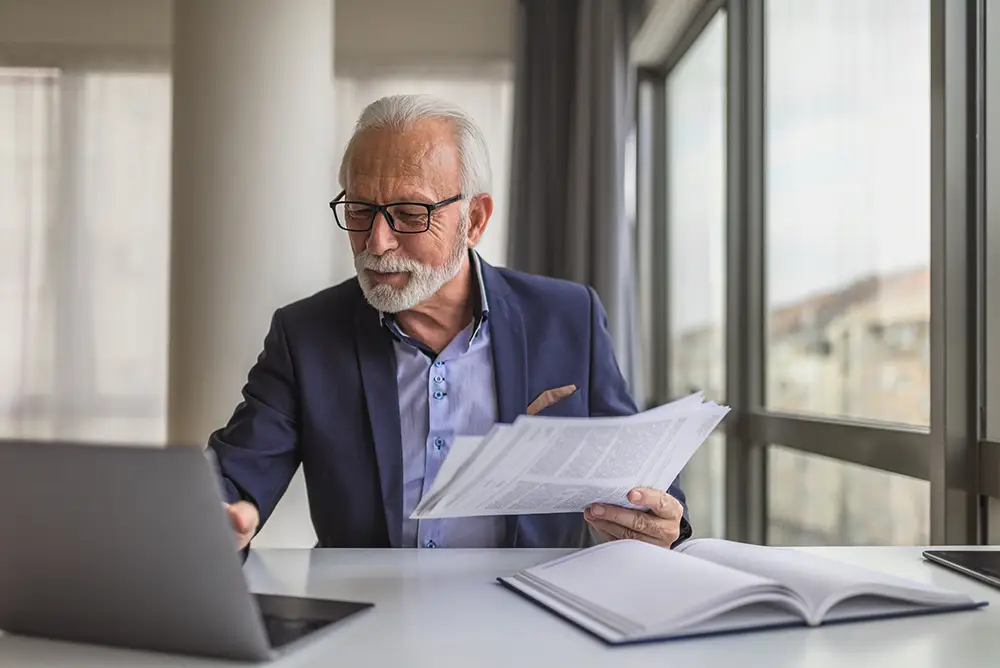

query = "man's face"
[{"left": 344, "top": 118, "right": 473, "bottom": 313}]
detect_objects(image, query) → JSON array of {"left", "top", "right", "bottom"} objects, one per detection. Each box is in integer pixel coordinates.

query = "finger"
[
  {"left": 628, "top": 488, "right": 682, "bottom": 521},
  {"left": 226, "top": 501, "right": 258, "bottom": 535},
  {"left": 584, "top": 516, "right": 660, "bottom": 546},
  {"left": 587, "top": 503, "right": 657, "bottom": 536},
  {"left": 225, "top": 505, "right": 247, "bottom": 533},
  {"left": 587, "top": 504, "right": 678, "bottom": 545}
]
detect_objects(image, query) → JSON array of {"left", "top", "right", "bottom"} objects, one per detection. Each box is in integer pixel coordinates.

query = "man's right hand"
[{"left": 224, "top": 501, "right": 259, "bottom": 550}]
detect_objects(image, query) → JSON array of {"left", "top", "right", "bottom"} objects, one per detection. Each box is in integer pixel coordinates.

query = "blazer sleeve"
[
  {"left": 207, "top": 308, "right": 301, "bottom": 534},
  {"left": 585, "top": 286, "right": 693, "bottom": 546}
]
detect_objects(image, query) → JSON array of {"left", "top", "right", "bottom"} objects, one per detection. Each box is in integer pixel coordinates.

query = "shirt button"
[
  {"left": 424, "top": 539, "right": 437, "bottom": 548},
  {"left": 434, "top": 360, "right": 445, "bottom": 367},
  {"left": 434, "top": 437, "right": 445, "bottom": 450},
  {"left": 433, "top": 375, "right": 444, "bottom": 384},
  {"left": 433, "top": 390, "right": 445, "bottom": 400}
]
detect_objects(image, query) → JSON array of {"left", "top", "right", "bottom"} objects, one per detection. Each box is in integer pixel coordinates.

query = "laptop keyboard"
[
  {"left": 261, "top": 614, "right": 334, "bottom": 648},
  {"left": 254, "top": 593, "right": 373, "bottom": 648}
]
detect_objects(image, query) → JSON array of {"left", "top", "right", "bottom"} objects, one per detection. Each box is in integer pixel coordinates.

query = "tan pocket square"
[{"left": 527, "top": 384, "right": 577, "bottom": 416}]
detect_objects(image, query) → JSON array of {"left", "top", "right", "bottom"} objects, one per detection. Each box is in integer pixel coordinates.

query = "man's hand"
[
  {"left": 584, "top": 488, "right": 684, "bottom": 548},
  {"left": 224, "top": 501, "right": 259, "bottom": 551}
]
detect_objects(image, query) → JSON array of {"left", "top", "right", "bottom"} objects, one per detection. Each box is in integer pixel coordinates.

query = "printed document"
[{"left": 410, "top": 393, "right": 730, "bottom": 519}]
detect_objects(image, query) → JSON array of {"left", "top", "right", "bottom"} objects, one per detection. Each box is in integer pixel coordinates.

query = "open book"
[{"left": 498, "top": 538, "right": 986, "bottom": 644}]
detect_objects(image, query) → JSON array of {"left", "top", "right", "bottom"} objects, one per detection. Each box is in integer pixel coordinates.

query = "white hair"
[{"left": 337, "top": 94, "right": 493, "bottom": 199}]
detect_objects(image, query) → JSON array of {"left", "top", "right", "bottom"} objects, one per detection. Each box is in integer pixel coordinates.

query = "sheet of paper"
[{"left": 411, "top": 393, "right": 729, "bottom": 519}]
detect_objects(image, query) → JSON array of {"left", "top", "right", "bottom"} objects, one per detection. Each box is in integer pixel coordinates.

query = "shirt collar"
[
  {"left": 469, "top": 249, "right": 490, "bottom": 335},
  {"left": 378, "top": 249, "right": 490, "bottom": 346}
]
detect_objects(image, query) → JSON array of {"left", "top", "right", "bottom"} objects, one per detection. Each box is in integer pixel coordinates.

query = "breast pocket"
[{"left": 527, "top": 384, "right": 586, "bottom": 417}]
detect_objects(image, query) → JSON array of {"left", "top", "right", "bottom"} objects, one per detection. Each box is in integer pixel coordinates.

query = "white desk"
[{"left": 1, "top": 546, "right": 998, "bottom": 667}]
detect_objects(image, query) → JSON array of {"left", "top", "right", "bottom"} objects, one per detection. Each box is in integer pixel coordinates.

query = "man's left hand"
[{"left": 584, "top": 488, "right": 684, "bottom": 548}]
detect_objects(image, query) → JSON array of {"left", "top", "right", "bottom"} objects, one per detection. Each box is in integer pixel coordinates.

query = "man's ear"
[{"left": 466, "top": 194, "right": 494, "bottom": 247}]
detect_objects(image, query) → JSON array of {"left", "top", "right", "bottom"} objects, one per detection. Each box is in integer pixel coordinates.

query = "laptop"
[
  {"left": 0, "top": 440, "right": 373, "bottom": 662},
  {"left": 923, "top": 549, "right": 1000, "bottom": 590}
]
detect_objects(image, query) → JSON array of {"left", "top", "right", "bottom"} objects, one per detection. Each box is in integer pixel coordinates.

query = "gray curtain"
[{"left": 507, "top": 0, "right": 647, "bottom": 406}]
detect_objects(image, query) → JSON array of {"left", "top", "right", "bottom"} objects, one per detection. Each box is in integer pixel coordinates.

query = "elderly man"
[{"left": 211, "top": 94, "right": 691, "bottom": 552}]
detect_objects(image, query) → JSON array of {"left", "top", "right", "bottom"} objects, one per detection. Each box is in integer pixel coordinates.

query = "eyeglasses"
[{"left": 329, "top": 191, "right": 463, "bottom": 234}]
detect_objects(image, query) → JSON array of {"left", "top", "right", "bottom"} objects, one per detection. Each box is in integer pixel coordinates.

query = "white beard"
[{"left": 354, "top": 221, "right": 469, "bottom": 313}]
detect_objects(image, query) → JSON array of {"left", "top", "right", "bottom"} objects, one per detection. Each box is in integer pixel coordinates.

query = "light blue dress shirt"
[{"left": 381, "top": 253, "right": 507, "bottom": 549}]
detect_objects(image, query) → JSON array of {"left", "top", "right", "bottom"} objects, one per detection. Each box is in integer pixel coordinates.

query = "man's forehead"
[
  {"left": 354, "top": 126, "right": 456, "bottom": 161},
  {"left": 346, "top": 122, "right": 461, "bottom": 192}
]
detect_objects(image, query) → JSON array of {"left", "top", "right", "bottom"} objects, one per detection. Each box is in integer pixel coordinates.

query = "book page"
[
  {"left": 677, "top": 539, "right": 973, "bottom": 622},
  {"left": 411, "top": 400, "right": 729, "bottom": 519},
  {"left": 511, "top": 540, "right": 805, "bottom": 638}
]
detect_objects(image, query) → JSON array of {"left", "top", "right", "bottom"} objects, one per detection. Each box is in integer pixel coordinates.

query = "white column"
[{"left": 168, "top": 0, "right": 335, "bottom": 547}]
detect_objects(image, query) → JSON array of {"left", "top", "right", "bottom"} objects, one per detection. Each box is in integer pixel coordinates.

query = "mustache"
[{"left": 356, "top": 251, "right": 425, "bottom": 273}]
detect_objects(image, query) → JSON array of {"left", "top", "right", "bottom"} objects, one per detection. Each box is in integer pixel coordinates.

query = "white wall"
[
  {"left": 0, "top": 0, "right": 514, "bottom": 69},
  {"left": 0, "top": 0, "right": 170, "bottom": 48},
  {"left": 336, "top": 0, "right": 513, "bottom": 70}
]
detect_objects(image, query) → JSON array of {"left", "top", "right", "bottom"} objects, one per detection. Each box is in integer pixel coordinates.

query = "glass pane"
[
  {"left": 764, "top": 0, "right": 931, "bottom": 426},
  {"left": 682, "top": 433, "right": 725, "bottom": 538},
  {"left": 985, "top": 2, "right": 1000, "bottom": 439},
  {"left": 767, "top": 445, "right": 929, "bottom": 545},
  {"left": 667, "top": 11, "right": 727, "bottom": 537}
]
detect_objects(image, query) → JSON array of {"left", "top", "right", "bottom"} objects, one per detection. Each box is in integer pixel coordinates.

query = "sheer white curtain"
[
  {"left": 0, "top": 67, "right": 172, "bottom": 444},
  {"left": 333, "top": 66, "right": 515, "bottom": 276}
]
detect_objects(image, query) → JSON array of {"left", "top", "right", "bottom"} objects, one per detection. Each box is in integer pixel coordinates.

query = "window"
[
  {"left": 333, "top": 69, "right": 514, "bottom": 277},
  {"left": 764, "top": 0, "right": 931, "bottom": 427},
  {"left": 767, "top": 446, "right": 929, "bottom": 545},
  {"left": 666, "top": 11, "right": 727, "bottom": 538},
  {"left": 646, "top": 0, "right": 988, "bottom": 546},
  {"left": 0, "top": 67, "right": 172, "bottom": 443}
]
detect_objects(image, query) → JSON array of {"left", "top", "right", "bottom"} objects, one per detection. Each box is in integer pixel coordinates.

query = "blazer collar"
[{"left": 476, "top": 256, "right": 525, "bottom": 425}]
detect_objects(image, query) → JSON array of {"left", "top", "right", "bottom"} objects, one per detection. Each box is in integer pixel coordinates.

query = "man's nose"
[{"left": 366, "top": 211, "right": 398, "bottom": 254}]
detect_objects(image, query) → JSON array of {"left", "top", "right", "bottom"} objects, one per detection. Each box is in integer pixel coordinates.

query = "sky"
[{"left": 667, "top": 0, "right": 931, "bottom": 334}]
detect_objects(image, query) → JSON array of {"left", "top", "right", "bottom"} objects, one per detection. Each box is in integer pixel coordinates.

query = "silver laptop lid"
[{"left": 0, "top": 440, "right": 272, "bottom": 661}]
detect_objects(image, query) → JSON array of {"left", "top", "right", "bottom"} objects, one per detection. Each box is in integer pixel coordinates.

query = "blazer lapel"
[
  {"left": 479, "top": 261, "right": 529, "bottom": 547},
  {"left": 354, "top": 306, "right": 403, "bottom": 548},
  {"left": 481, "top": 264, "right": 528, "bottom": 425}
]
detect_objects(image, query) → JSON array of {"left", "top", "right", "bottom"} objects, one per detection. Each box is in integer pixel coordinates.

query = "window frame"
[
  {"left": 982, "top": 0, "right": 1000, "bottom": 531},
  {"left": 639, "top": 0, "right": 988, "bottom": 545}
]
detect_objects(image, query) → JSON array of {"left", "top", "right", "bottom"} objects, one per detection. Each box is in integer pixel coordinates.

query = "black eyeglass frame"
[{"left": 329, "top": 190, "right": 464, "bottom": 234}]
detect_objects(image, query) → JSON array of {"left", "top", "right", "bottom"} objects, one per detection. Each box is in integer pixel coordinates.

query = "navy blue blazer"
[{"left": 208, "top": 259, "right": 690, "bottom": 548}]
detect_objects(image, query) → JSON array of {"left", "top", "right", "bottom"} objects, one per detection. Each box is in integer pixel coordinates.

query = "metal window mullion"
[
  {"left": 724, "top": 0, "right": 766, "bottom": 544},
  {"left": 644, "top": 76, "right": 671, "bottom": 407},
  {"left": 929, "top": 0, "right": 981, "bottom": 545},
  {"left": 975, "top": 0, "right": 988, "bottom": 543},
  {"left": 747, "top": 413, "right": 931, "bottom": 481},
  {"left": 660, "top": 0, "right": 728, "bottom": 77}
]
